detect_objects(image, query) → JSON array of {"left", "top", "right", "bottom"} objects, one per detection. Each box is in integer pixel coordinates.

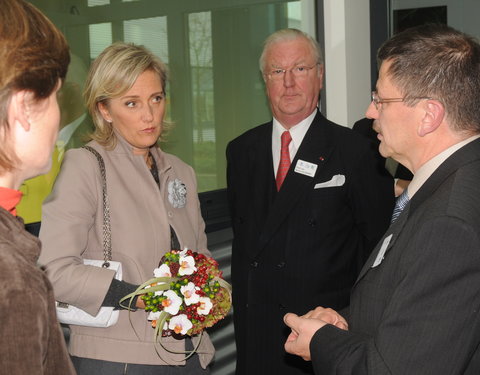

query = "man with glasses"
[
  {"left": 226, "top": 28, "right": 394, "bottom": 374},
  {"left": 284, "top": 24, "right": 480, "bottom": 374}
]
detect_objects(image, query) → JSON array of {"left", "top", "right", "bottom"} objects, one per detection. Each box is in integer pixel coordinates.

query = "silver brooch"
[{"left": 168, "top": 179, "right": 187, "bottom": 208}]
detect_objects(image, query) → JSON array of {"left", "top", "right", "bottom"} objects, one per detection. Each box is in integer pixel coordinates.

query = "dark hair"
[
  {"left": 378, "top": 24, "right": 480, "bottom": 133},
  {"left": 0, "top": 0, "right": 70, "bottom": 171}
]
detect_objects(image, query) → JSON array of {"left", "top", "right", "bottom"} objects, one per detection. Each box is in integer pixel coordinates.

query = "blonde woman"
[{"left": 39, "top": 42, "right": 214, "bottom": 375}]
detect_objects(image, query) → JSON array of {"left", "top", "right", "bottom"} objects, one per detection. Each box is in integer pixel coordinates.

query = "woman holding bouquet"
[
  {"left": 0, "top": 0, "right": 74, "bottom": 373},
  {"left": 39, "top": 42, "right": 214, "bottom": 374}
]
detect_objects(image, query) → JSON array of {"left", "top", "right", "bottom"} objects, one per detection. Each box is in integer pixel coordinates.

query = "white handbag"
[
  {"left": 56, "top": 260, "right": 122, "bottom": 327},
  {"left": 55, "top": 146, "right": 121, "bottom": 328}
]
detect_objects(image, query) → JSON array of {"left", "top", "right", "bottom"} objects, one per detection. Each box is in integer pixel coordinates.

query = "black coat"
[
  {"left": 226, "top": 111, "right": 395, "bottom": 374},
  {"left": 311, "top": 137, "right": 480, "bottom": 374}
]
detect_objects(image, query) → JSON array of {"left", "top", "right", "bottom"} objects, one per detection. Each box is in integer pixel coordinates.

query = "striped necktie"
[
  {"left": 276, "top": 131, "right": 292, "bottom": 191},
  {"left": 391, "top": 189, "right": 410, "bottom": 223}
]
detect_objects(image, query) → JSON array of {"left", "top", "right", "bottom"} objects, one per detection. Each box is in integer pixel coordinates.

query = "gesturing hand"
[
  {"left": 283, "top": 307, "right": 348, "bottom": 361},
  {"left": 303, "top": 306, "right": 348, "bottom": 330}
]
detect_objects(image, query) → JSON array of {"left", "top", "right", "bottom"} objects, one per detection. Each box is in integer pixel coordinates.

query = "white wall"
[{"left": 323, "top": 0, "right": 371, "bottom": 128}]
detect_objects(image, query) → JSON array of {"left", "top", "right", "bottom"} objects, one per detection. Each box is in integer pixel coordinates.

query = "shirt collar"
[
  {"left": 408, "top": 134, "right": 480, "bottom": 198},
  {"left": 272, "top": 109, "right": 317, "bottom": 150},
  {"left": 0, "top": 187, "right": 22, "bottom": 216}
]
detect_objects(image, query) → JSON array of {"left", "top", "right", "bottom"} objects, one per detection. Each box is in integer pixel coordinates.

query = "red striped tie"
[{"left": 276, "top": 131, "right": 292, "bottom": 191}]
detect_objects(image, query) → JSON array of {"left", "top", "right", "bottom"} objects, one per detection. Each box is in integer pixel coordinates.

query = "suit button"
[
  {"left": 276, "top": 262, "right": 285, "bottom": 268},
  {"left": 308, "top": 219, "right": 317, "bottom": 227},
  {"left": 250, "top": 261, "right": 258, "bottom": 268}
]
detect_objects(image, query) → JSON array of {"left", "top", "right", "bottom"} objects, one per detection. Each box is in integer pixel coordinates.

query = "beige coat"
[{"left": 39, "top": 134, "right": 214, "bottom": 367}]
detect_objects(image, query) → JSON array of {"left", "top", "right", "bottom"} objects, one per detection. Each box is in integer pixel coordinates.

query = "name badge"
[
  {"left": 372, "top": 234, "right": 393, "bottom": 268},
  {"left": 294, "top": 159, "right": 318, "bottom": 178}
]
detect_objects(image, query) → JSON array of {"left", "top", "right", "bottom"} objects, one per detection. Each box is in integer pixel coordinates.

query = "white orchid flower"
[
  {"left": 154, "top": 264, "right": 172, "bottom": 278},
  {"left": 168, "top": 314, "right": 193, "bottom": 335},
  {"left": 197, "top": 296, "right": 213, "bottom": 315},
  {"left": 147, "top": 311, "right": 161, "bottom": 321},
  {"left": 161, "top": 290, "right": 182, "bottom": 315},
  {"left": 179, "top": 248, "right": 189, "bottom": 256},
  {"left": 178, "top": 255, "right": 197, "bottom": 276},
  {"left": 180, "top": 282, "right": 200, "bottom": 306}
]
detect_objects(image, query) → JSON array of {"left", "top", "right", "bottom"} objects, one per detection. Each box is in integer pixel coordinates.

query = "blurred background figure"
[
  {"left": 39, "top": 42, "right": 214, "bottom": 375},
  {"left": 17, "top": 53, "right": 93, "bottom": 228},
  {"left": 0, "top": 0, "right": 74, "bottom": 373},
  {"left": 353, "top": 117, "right": 412, "bottom": 196}
]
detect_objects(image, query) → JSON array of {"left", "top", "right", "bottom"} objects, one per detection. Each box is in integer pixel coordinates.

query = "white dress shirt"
[{"left": 272, "top": 109, "right": 317, "bottom": 177}]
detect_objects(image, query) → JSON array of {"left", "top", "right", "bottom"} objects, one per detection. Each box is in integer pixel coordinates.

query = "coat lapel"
[
  {"left": 257, "top": 111, "right": 333, "bottom": 252},
  {"left": 248, "top": 123, "right": 277, "bottom": 242},
  {"left": 354, "top": 206, "right": 409, "bottom": 285}
]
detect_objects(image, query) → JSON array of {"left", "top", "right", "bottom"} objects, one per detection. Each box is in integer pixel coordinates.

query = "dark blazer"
[
  {"left": 311, "top": 137, "right": 480, "bottom": 375},
  {"left": 226, "top": 111, "right": 395, "bottom": 374}
]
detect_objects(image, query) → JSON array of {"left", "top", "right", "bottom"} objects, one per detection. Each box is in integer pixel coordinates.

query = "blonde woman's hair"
[{"left": 84, "top": 42, "right": 168, "bottom": 148}]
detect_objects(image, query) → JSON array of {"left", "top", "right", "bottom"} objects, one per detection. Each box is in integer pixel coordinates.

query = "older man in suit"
[
  {"left": 226, "top": 28, "right": 394, "bottom": 374},
  {"left": 284, "top": 24, "right": 480, "bottom": 374}
]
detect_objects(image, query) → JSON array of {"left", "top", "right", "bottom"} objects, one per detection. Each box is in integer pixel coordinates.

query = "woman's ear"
[
  {"left": 98, "top": 101, "right": 112, "bottom": 123},
  {"left": 8, "top": 90, "right": 32, "bottom": 132},
  {"left": 417, "top": 99, "right": 445, "bottom": 137}
]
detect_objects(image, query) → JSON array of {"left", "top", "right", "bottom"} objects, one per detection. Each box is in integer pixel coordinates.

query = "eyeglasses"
[
  {"left": 371, "top": 91, "right": 432, "bottom": 110},
  {"left": 266, "top": 64, "right": 318, "bottom": 81}
]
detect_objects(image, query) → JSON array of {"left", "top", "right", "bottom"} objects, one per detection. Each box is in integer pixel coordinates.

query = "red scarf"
[{"left": 0, "top": 187, "right": 22, "bottom": 216}]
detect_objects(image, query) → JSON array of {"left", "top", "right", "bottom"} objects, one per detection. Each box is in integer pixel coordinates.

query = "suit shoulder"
[
  {"left": 419, "top": 142, "right": 480, "bottom": 226},
  {"left": 324, "top": 119, "right": 374, "bottom": 151},
  {"left": 448, "top": 158, "right": 480, "bottom": 221},
  {"left": 227, "top": 122, "right": 271, "bottom": 150}
]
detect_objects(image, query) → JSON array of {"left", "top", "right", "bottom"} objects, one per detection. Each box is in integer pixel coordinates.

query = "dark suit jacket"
[
  {"left": 311, "top": 137, "right": 480, "bottom": 374},
  {"left": 226, "top": 111, "right": 395, "bottom": 374}
]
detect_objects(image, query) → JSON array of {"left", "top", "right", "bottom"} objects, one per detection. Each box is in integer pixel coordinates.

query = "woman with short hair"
[{"left": 0, "top": 0, "right": 73, "bottom": 373}]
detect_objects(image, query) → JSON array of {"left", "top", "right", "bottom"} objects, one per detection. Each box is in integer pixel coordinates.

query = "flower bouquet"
[{"left": 120, "top": 249, "right": 231, "bottom": 356}]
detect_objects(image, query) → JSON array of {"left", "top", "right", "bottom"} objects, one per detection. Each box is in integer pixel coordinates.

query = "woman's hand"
[{"left": 135, "top": 296, "right": 146, "bottom": 309}]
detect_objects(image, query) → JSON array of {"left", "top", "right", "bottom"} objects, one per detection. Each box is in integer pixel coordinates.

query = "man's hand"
[
  {"left": 284, "top": 313, "right": 327, "bottom": 360},
  {"left": 283, "top": 307, "right": 348, "bottom": 361},
  {"left": 303, "top": 306, "right": 348, "bottom": 330}
]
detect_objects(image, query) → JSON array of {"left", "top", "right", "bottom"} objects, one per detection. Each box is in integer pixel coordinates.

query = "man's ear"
[
  {"left": 418, "top": 100, "right": 445, "bottom": 137},
  {"left": 8, "top": 90, "right": 32, "bottom": 132},
  {"left": 316, "top": 63, "right": 324, "bottom": 91}
]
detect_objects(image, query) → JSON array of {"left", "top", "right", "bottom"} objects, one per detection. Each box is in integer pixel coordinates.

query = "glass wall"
[{"left": 19, "top": 0, "right": 315, "bottom": 223}]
